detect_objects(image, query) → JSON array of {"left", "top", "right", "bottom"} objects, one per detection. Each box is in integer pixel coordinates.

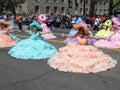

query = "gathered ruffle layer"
[
  {"left": 48, "top": 43, "right": 117, "bottom": 73},
  {"left": 0, "top": 34, "right": 16, "bottom": 48},
  {"left": 94, "top": 31, "right": 120, "bottom": 48},
  {"left": 8, "top": 38, "right": 57, "bottom": 60},
  {"left": 64, "top": 37, "right": 78, "bottom": 43},
  {"left": 95, "top": 29, "right": 114, "bottom": 38}
]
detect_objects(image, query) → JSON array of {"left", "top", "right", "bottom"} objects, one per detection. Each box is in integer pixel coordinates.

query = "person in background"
[{"left": 16, "top": 14, "right": 23, "bottom": 32}]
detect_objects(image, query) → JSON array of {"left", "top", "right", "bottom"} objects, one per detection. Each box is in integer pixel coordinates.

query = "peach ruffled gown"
[
  {"left": 48, "top": 38, "right": 117, "bottom": 73},
  {"left": 0, "top": 30, "right": 16, "bottom": 48}
]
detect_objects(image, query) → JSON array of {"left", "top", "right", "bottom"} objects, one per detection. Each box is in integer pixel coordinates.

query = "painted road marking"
[
  {"left": 13, "top": 34, "right": 120, "bottom": 51},
  {"left": 13, "top": 34, "right": 65, "bottom": 43}
]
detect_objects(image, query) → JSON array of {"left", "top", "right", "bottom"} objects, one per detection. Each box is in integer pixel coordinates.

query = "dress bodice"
[
  {"left": 76, "top": 37, "right": 88, "bottom": 45},
  {"left": 30, "top": 32, "right": 41, "bottom": 40}
]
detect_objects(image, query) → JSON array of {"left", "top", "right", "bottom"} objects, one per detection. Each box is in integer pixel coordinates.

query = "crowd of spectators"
[{"left": 0, "top": 13, "right": 111, "bottom": 32}]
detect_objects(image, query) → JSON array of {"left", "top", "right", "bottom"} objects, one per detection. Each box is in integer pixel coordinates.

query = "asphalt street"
[{"left": 0, "top": 27, "right": 120, "bottom": 90}]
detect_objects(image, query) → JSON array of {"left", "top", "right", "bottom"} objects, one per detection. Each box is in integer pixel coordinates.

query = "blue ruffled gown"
[{"left": 8, "top": 32, "right": 57, "bottom": 60}]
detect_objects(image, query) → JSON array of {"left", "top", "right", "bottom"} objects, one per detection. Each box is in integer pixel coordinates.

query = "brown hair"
[
  {"left": 73, "top": 23, "right": 89, "bottom": 38},
  {"left": 75, "top": 27, "right": 89, "bottom": 38}
]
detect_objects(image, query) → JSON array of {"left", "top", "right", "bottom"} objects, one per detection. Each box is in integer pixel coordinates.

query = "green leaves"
[
  {"left": 113, "top": 0, "right": 120, "bottom": 10},
  {"left": 0, "top": 0, "right": 26, "bottom": 13}
]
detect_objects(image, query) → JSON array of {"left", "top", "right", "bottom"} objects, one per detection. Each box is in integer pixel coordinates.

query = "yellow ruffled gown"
[{"left": 95, "top": 19, "right": 114, "bottom": 38}]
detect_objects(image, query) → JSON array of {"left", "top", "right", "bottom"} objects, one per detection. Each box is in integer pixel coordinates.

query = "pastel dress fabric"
[
  {"left": 64, "top": 17, "right": 86, "bottom": 43},
  {"left": 87, "top": 31, "right": 97, "bottom": 44},
  {"left": 87, "top": 38, "right": 97, "bottom": 45},
  {"left": 75, "top": 17, "right": 84, "bottom": 24},
  {"left": 48, "top": 39, "right": 117, "bottom": 73},
  {"left": 95, "top": 20, "right": 114, "bottom": 38},
  {"left": 0, "top": 31, "right": 20, "bottom": 41},
  {"left": 95, "top": 28, "right": 114, "bottom": 38},
  {"left": 8, "top": 32, "right": 57, "bottom": 60},
  {"left": 0, "top": 30, "right": 16, "bottom": 48},
  {"left": 94, "top": 29, "right": 120, "bottom": 48},
  {"left": 64, "top": 29, "right": 78, "bottom": 44},
  {"left": 64, "top": 29, "right": 97, "bottom": 44},
  {"left": 41, "top": 24, "right": 56, "bottom": 40}
]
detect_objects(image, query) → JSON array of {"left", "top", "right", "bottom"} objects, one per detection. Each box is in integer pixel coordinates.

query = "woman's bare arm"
[{"left": 61, "top": 33, "right": 75, "bottom": 38}]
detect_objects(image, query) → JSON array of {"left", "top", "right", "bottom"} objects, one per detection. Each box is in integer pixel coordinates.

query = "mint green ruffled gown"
[{"left": 8, "top": 32, "right": 57, "bottom": 60}]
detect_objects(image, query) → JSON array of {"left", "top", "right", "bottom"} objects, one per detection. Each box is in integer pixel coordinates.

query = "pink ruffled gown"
[
  {"left": 41, "top": 24, "right": 56, "bottom": 40},
  {"left": 94, "top": 29, "right": 120, "bottom": 48},
  {"left": 0, "top": 30, "right": 16, "bottom": 48},
  {"left": 48, "top": 38, "right": 117, "bottom": 73}
]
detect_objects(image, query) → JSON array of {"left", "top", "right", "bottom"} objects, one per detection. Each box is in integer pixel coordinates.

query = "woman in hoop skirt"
[
  {"left": 94, "top": 17, "right": 120, "bottom": 48},
  {"left": 47, "top": 23, "right": 117, "bottom": 73},
  {"left": 8, "top": 22, "right": 57, "bottom": 60},
  {"left": 38, "top": 14, "right": 56, "bottom": 40},
  {"left": 0, "top": 20, "right": 16, "bottom": 48}
]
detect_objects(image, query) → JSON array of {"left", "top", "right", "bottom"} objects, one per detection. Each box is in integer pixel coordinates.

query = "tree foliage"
[
  {"left": 113, "top": 0, "right": 120, "bottom": 10},
  {"left": 0, "top": 0, "right": 26, "bottom": 14}
]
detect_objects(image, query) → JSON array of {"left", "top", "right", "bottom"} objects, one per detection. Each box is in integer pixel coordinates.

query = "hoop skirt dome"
[{"left": 8, "top": 32, "right": 57, "bottom": 60}]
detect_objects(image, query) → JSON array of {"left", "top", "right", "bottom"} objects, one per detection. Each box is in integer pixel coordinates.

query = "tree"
[
  {"left": 112, "top": 0, "right": 120, "bottom": 14},
  {"left": 0, "top": 0, "right": 26, "bottom": 14},
  {"left": 108, "top": 0, "right": 120, "bottom": 15}
]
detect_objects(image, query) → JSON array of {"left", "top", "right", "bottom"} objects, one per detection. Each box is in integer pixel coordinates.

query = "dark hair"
[
  {"left": 32, "top": 25, "right": 40, "bottom": 31},
  {"left": 75, "top": 27, "right": 89, "bottom": 38}
]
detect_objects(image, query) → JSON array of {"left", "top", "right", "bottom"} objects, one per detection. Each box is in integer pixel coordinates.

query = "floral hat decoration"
[
  {"left": 38, "top": 14, "right": 47, "bottom": 22},
  {"left": 73, "top": 23, "right": 89, "bottom": 35},
  {"left": 30, "top": 22, "right": 43, "bottom": 31}
]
